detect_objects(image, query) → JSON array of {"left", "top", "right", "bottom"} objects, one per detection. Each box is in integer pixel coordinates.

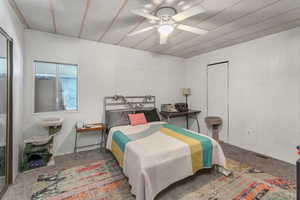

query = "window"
[{"left": 34, "top": 61, "right": 78, "bottom": 113}]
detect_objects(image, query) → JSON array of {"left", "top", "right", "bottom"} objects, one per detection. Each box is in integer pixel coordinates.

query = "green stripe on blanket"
[
  {"left": 162, "top": 124, "right": 213, "bottom": 168},
  {"left": 112, "top": 131, "right": 131, "bottom": 152},
  {"left": 111, "top": 131, "right": 131, "bottom": 167}
]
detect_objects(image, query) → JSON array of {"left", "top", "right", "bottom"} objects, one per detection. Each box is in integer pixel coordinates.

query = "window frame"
[{"left": 32, "top": 60, "right": 79, "bottom": 114}]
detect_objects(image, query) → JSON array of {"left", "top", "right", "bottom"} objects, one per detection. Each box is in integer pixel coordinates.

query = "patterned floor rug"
[
  {"left": 31, "top": 158, "right": 296, "bottom": 200},
  {"left": 31, "top": 159, "right": 133, "bottom": 200},
  {"left": 184, "top": 159, "right": 296, "bottom": 200}
]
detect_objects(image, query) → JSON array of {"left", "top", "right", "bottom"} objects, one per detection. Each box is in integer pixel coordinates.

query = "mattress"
[{"left": 106, "top": 121, "right": 226, "bottom": 200}]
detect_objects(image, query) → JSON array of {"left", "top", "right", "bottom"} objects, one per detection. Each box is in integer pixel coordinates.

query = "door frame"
[
  {"left": 0, "top": 27, "right": 13, "bottom": 199},
  {"left": 206, "top": 61, "right": 230, "bottom": 142}
]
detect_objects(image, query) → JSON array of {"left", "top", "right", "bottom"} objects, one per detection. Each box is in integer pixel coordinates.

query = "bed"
[{"left": 104, "top": 96, "right": 226, "bottom": 200}]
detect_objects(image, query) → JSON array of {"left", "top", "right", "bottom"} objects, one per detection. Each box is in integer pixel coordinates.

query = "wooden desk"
[
  {"left": 74, "top": 123, "right": 106, "bottom": 153},
  {"left": 160, "top": 110, "right": 201, "bottom": 132}
]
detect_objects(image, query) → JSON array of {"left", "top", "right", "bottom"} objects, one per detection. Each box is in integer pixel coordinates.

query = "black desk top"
[{"left": 160, "top": 110, "right": 201, "bottom": 118}]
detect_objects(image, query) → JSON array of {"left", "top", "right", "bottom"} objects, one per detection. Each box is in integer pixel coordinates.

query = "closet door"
[
  {"left": 0, "top": 27, "right": 13, "bottom": 198},
  {"left": 207, "top": 62, "right": 229, "bottom": 142}
]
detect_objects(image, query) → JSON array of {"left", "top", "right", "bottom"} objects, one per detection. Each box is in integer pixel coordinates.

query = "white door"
[{"left": 207, "top": 62, "right": 229, "bottom": 142}]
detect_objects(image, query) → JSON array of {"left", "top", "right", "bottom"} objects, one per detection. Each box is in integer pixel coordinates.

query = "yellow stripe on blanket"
[
  {"left": 160, "top": 127, "right": 203, "bottom": 172},
  {"left": 111, "top": 140, "right": 124, "bottom": 167}
]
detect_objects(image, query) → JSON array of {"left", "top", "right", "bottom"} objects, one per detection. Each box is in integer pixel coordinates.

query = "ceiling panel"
[
  {"left": 53, "top": 0, "right": 86, "bottom": 37},
  {"left": 176, "top": 6, "right": 300, "bottom": 57},
  {"left": 100, "top": 0, "right": 150, "bottom": 45},
  {"left": 177, "top": 8, "right": 300, "bottom": 57},
  {"left": 165, "top": 0, "right": 300, "bottom": 54},
  {"left": 182, "top": 18, "right": 300, "bottom": 58},
  {"left": 80, "top": 0, "right": 127, "bottom": 41},
  {"left": 12, "top": 0, "right": 300, "bottom": 58},
  {"left": 135, "top": 31, "right": 160, "bottom": 50},
  {"left": 14, "top": 0, "right": 53, "bottom": 32},
  {"left": 163, "top": 0, "right": 300, "bottom": 55},
  {"left": 118, "top": 21, "right": 157, "bottom": 48}
]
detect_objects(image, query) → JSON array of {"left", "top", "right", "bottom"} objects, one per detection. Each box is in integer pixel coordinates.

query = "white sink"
[{"left": 39, "top": 117, "right": 63, "bottom": 128}]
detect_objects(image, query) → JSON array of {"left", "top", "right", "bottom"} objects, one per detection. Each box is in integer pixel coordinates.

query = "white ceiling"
[{"left": 10, "top": 0, "right": 300, "bottom": 58}]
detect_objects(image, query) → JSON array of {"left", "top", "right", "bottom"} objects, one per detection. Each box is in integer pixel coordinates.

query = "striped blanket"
[{"left": 107, "top": 122, "right": 226, "bottom": 200}]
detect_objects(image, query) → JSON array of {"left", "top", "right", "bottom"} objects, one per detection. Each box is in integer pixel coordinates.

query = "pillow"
[
  {"left": 106, "top": 110, "right": 132, "bottom": 129},
  {"left": 136, "top": 108, "right": 160, "bottom": 122},
  {"left": 128, "top": 113, "right": 147, "bottom": 126}
]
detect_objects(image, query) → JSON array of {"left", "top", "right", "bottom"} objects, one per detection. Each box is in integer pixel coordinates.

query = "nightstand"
[{"left": 74, "top": 123, "right": 106, "bottom": 153}]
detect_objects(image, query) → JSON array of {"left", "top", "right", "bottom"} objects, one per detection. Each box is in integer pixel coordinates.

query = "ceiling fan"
[{"left": 128, "top": 0, "right": 208, "bottom": 44}]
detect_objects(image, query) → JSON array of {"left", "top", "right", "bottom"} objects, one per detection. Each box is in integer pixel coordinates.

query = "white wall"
[
  {"left": 0, "top": 1, "right": 25, "bottom": 179},
  {"left": 24, "top": 30, "right": 185, "bottom": 155},
  {"left": 185, "top": 26, "right": 300, "bottom": 164},
  {"left": 23, "top": 19, "right": 300, "bottom": 165}
]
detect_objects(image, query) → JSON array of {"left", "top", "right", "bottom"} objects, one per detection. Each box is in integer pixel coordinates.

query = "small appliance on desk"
[
  {"left": 175, "top": 103, "right": 189, "bottom": 112},
  {"left": 161, "top": 103, "right": 188, "bottom": 113},
  {"left": 161, "top": 104, "right": 177, "bottom": 112}
]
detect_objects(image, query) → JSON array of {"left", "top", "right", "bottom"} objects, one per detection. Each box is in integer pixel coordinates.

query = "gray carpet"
[{"left": 220, "top": 142, "right": 296, "bottom": 183}]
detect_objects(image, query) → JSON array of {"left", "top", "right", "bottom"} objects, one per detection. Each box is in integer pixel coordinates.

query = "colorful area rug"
[
  {"left": 185, "top": 159, "right": 296, "bottom": 200},
  {"left": 31, "top": 159, "right": 133, "bottom": 200},
  {"left": 31, "top": 158, "right": 296, "bottom": 200}
]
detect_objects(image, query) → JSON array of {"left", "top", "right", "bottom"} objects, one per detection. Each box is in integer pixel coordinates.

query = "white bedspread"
[{"left": 106, "top": 122, "right": 226, "bottom": 200}]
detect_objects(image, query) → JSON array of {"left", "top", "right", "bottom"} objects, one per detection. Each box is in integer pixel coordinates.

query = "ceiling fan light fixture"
[
  {"left": 158, "top": 24, "right": 174, "bottom": 35},
  {"left": 130, "top": 2, "right": 207, "bottom": 44}
]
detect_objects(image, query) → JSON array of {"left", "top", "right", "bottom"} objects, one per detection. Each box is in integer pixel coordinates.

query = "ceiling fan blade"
[
  {"left": 176, "top": 24, "right": 208, "bottom": 35},
  {"left": 172, "top": 4, "right": 205, "bottom": 22},
  {"left": 128, "top": 26, "right": 156, "bottom": 36},
  {"left": 160, "top": 33, "right": 169, "bottom": 44},
  {"left": 132, "top": 9, "right": 160, "bottom": 21}
]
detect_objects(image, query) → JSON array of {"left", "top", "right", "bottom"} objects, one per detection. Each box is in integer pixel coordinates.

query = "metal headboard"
[
  {"left": 104, "top": 95, "right": 156, "bottom": 112},
  {"left": 104, "top": 96, "right": 156, "bottom": 129}
]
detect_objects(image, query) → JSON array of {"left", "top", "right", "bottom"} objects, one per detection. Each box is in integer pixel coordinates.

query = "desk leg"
[
  {"left": 188, "top": 115, "right": 201, "bottom": 133},
  {"left": 99, "top": 130, "right": 102, "bottom": 151},
  {"left": 104, "top": 130, "right": 108, "bottom": 149},
  {"left": 186, "top": 115, "right": 189, "bottom": 129},
  {"left": 74, "top": 131, "right": 78, "bottom": 153},
  {"left": 196, "top": 117, "right": 200, "bottom": 133},
  {"left": 100, "top": 129, "right": 105, "bottom": 152}
]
